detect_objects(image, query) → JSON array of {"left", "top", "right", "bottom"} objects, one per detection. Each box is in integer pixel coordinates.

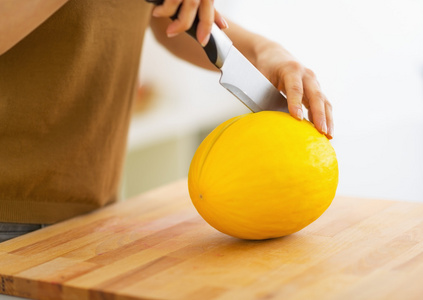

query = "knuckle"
[
  {"left": 313, "top": 110, "right": 326, "bottom": 120},
  {"left": 304, "top": 67, "right": 316, "bottom": 78},
  {"left": 170, "top": 0, "right": 182, "bottom": 5},
  {"left": 200, "top": 19, "right": 213, "bottom": 30},
  {"left": 314, "top": 90, "right": 325, "bottom": 100},
  {"left": 188, "top": 0, "right": 201, "bottom": 8},
  {"left": 325, "top": 100, "right": 333, "bottom": 110},
  {"left": 201, "top": 15, "right": 214, "bottom": 25},
  {"left": 289, "top": 84, "right": 303, "bottom": 95},
  {"left": 310, "top": 89, "right": 324, "bottom": 101},
  {"left": 179, "top": 19, "right": 192, "bottom": 30},
  {"left": 287, "top": 61, "right": 303, "bottom": 73}
]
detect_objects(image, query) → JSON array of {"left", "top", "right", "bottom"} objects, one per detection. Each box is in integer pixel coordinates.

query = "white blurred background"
[{"left": 123, "top": 0, "right": 423, "bottom": 202}]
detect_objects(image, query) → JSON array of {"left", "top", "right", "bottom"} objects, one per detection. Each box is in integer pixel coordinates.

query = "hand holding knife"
[{"left": 146, "top": 0, "right": 289, "bottom": 114}]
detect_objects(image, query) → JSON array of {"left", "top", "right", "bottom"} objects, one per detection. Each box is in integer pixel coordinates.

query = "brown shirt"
[{"left": 0, "top": 0, "right": 152, "bottom": 223}]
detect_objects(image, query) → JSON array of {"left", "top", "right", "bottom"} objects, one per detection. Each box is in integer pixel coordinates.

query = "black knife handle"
[
  {"left": 146, "top": 0, "right": 232, "bottom": 68},
  {"left": 145, "top": 0, "right": 164, "bottom": 5}
]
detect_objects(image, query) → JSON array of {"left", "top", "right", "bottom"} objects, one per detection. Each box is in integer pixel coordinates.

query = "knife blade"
[
  {"left": 146, "top": 0, "right": 289, "bottom": 113},
  {"left": 219, "top": 39, "right": 289, "bottom": 112}
]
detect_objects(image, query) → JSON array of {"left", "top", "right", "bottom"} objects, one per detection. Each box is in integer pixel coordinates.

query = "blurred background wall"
[{"left": 123, "top": 0, "right": 423, "bottom": 202}]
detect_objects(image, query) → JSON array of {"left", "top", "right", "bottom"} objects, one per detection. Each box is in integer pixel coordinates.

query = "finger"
[
  {"left": 283, "top": 73, "right": 304, "bottom": 121},
  {"left": 166, "top": 0, "right": 200, "bottom": 37},
  {"left": 152, "top": 0, "right": 182, "bottom": 18},
  {"left": 197, "top": 0, "right": 214, "bottom": 46},
  {"left": 308, "top": 109, "right": 313, "bottom": 124},
  {"left": 325, "top": 100, "right": 334, "bottom": 139},
  {"left": 302, "top": 95, "right": 311, "bottom": 122},
  {"left": 214, "top": 9, "right": 228, "bottom": 29},
  {"left": 302, "top": 97, "right": 310, "bottom": 110},
  {"left": 304, "top": 74, "right": 327, "bottom": 135}
]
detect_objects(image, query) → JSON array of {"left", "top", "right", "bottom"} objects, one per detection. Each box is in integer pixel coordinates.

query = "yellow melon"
[{"left": 188, "top": 111, "right": 338, "bottom": 240}]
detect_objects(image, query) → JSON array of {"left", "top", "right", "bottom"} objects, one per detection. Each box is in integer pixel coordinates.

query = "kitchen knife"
[{"left": 146, "top": 0, "right": 289, "bottom": 113}]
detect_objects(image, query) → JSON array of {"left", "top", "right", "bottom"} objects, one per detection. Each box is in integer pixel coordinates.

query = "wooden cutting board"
[{"left": 1, "top": 179, "right": 423, "bottom": 300}]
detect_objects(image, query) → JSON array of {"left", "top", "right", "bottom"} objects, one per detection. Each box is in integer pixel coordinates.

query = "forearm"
[{"left": 0, "top": 0, "right": 69, "bottom": 55}]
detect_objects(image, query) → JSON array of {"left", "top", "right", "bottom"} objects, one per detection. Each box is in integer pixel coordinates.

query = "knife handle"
[{"left": 146, "top": 0, "right": 232, "bottom": 68}]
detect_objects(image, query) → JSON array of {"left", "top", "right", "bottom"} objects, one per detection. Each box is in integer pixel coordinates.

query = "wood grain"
[{"left": 1, "top": 179, "right": 423, "bottom": 300}]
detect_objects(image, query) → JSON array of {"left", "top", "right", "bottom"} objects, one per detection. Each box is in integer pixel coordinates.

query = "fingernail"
[
  {"left": 167, "top": 31, "right": 178, "bottom": 38},
  {"left": 221, "top": 17, "right": 229, "bottom": 29},
  {"left": 200, "top": 33, "right": 210, "bottom": 47},
  {"left": 296, "top": 108, "right": 303, "bottom": 120},
  {"left": 327, "top": 125, "right": 334, "bottom": 138},
  {"left": 321, "top": 120, "right": 328, "bottom": 134}
]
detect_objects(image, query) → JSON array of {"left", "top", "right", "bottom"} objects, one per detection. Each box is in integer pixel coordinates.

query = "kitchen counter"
[{"left": 1, "top": 179, "right": 423, "bottom": 300}]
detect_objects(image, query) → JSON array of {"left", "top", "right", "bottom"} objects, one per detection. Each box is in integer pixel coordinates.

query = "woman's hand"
[
  {"left": 150, "top": 5, "right": 333, "bottom": 139},
  {"left": 151, "top": 0, "right": 228, "bottom": 47},
  {"left": 254, "top": 40, "right": 334, "bottom": 139}
]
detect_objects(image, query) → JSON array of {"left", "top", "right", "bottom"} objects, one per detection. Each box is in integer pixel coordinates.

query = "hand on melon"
[{"left": 254, "top": 39, "right": 334, "bottom": 139}]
